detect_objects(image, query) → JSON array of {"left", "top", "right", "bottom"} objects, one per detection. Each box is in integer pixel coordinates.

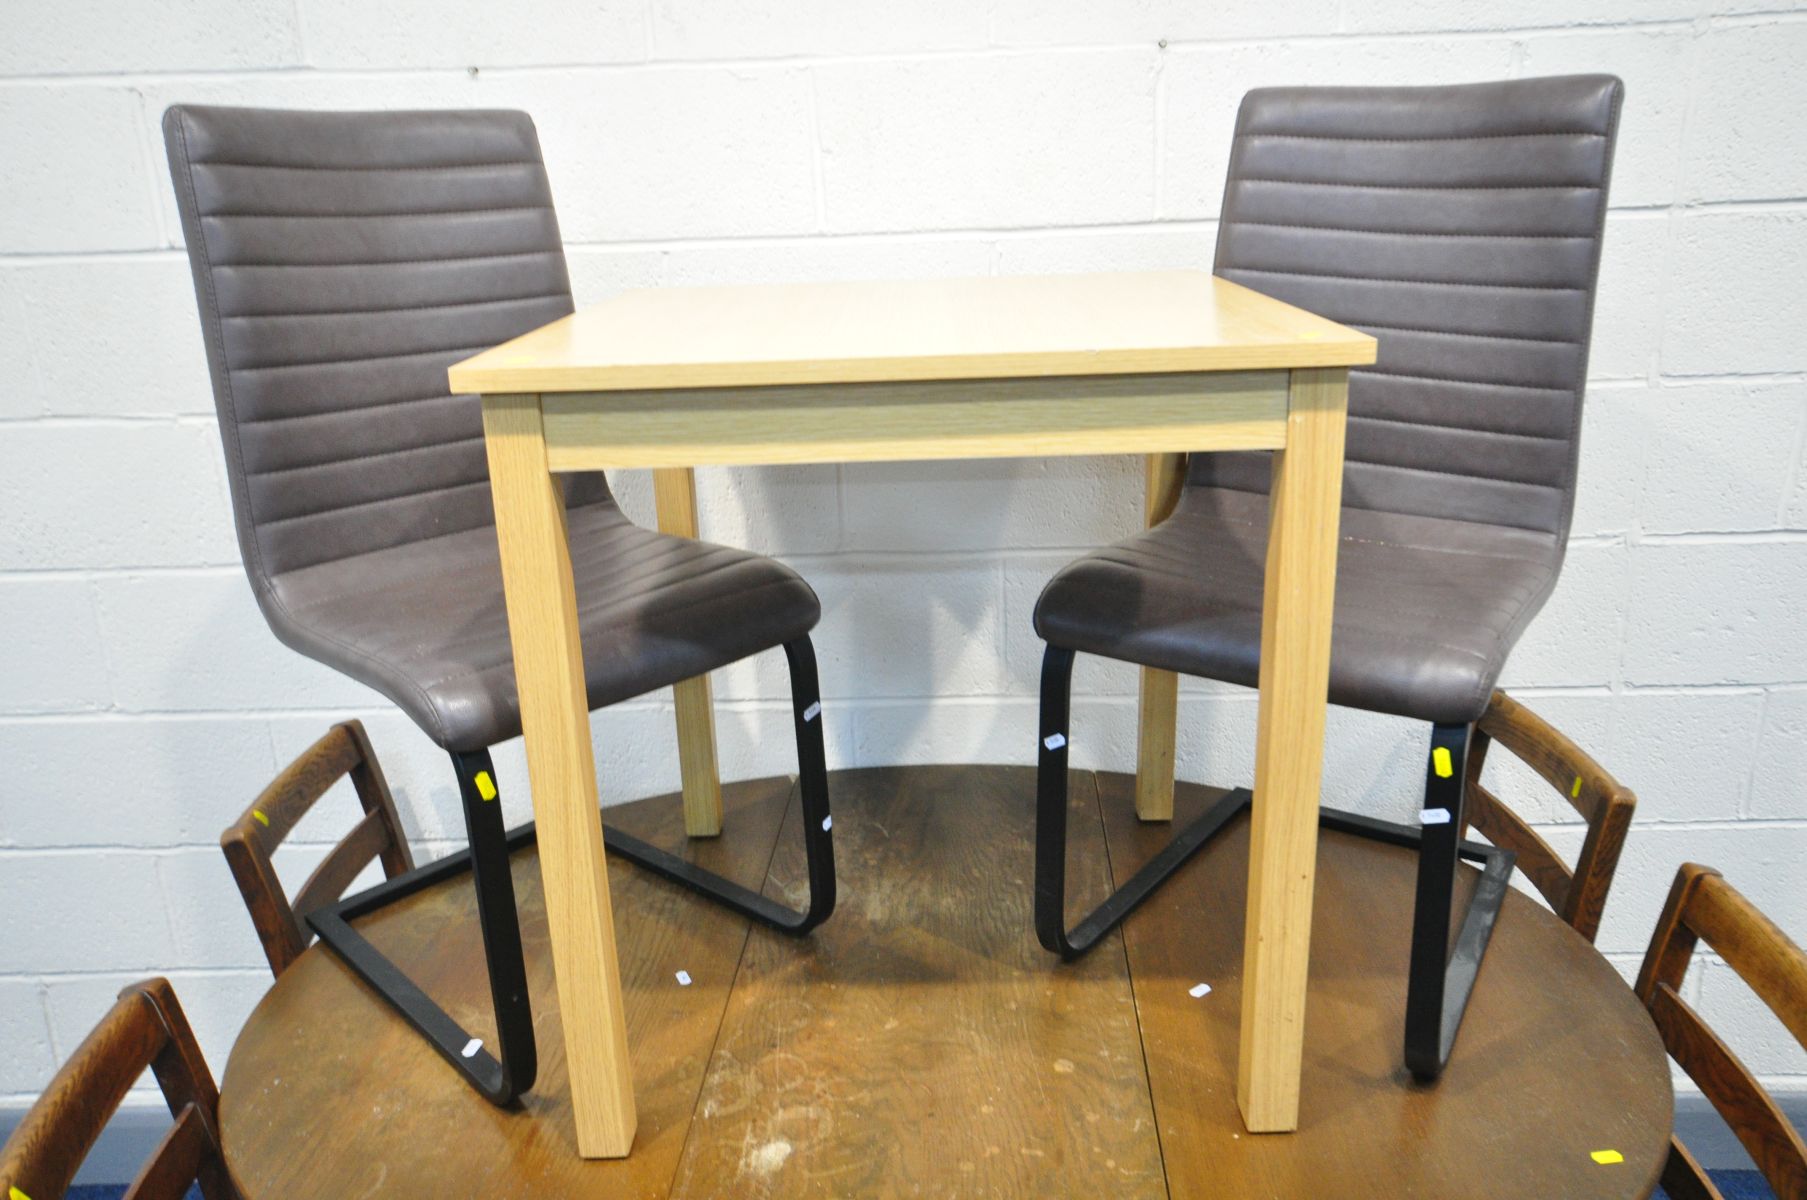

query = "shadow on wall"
[
  {"left": 569, "top": 457, "right": 1104, "bottom": 804},
  {"left": 644, "top": 453, "right": 1451, "bottom": 828},
  {"left": 736, "top": 456, "right": 1021, "bottom": 774}
]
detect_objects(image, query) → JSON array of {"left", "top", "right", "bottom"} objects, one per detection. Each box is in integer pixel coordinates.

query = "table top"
[
  {"left": 219, "top": 766, "right": 1671, "bottom": 1199},
  {"left": 446, "top": 271, "right": 1376, "bottom": 394}
]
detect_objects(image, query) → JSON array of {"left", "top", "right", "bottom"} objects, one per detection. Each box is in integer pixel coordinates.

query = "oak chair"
[
  {"left": 1032, "top": 75, "right": 1625, "bottom": 1080},
  {"left": 1463, "top": 689, "right": 1637, "bottom": 942},
  {"left": 164, "top": 105, "right": 836, "bottom": 1108},
  {"left": 1635, "top": 864, "right": 1807, "bottom": 1200},
  {"left": 221, "top": 719, "right": 414, "bottom": 977},
  {"left": 0, "top": 978, "right": 236, "bottom": 1200}
]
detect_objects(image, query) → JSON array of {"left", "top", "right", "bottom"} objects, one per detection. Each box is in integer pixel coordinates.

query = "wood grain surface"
[
  {"left": 668, "top": 766, "right": 1165, "bottom": 1197},
  {"left": 1097, "top": 772, "right": 1673, "bottom": 1200},
  {"left": 218, "top": 766, "right": 1672, "bottom": 1199},
  {"left": 1238, "top": 365, "right": 1350, "bottom": 1132},
  {"left": 483, "top": 392, "right": 637, "bottom": 1155},
  {"left": 220, "top": 776, "right": 794, "bottom": 1197},
  {"left": 1133, "top": 451, "right": 1188, "bottom": 825},
  {"left": 448, "top": 272, "right": 1376, "bottom": 395},
  {"left": 538, "top": 370, "right": 1290, "bottom": 471},
  {"left": 1634, "top": 863, "right": 1807, "bottom": 1199},
  {"left": 650, "top": 465, "right": 725, "bottom": 839}
]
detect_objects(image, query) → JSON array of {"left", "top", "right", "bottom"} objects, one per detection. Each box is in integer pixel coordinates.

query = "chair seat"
[
  {"left": 1034, "top": 487, "right": 1564, "bottom": 726},
  {"left": 263, "top": 501, "right": 820, "bottom": 752}
]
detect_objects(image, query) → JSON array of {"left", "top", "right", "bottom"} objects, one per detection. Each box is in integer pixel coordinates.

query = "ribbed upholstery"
[
  {"left": 1036, "top": 488, "right": 1566, "bottom": 724},
  {"left": 166, "top": 107, "right": 820, "bottom": 751},
  {"left": 165, "top": 106, "right": 594, "bottom": 576},
  {"left": 1036, "top": 78, "right": 1623, "bottom": 725},
  {"left": 268, "top": 502, "right": 822, "bottom": 752},
  {"left": 1201, "top": 76, "right": 1623, "bottom": 534}
]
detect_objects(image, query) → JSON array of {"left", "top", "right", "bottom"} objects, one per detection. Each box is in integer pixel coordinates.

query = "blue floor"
[
  {"left": 1663, "top": 1171, "right": 1778, "bottom": 1199},
  {"left": 66, "top": 1173, "right": 1780, "bottom": 1198}
]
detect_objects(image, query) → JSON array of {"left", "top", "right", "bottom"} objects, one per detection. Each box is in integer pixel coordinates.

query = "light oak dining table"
[{"left": 447, "top": 269, "right": 1377, "bottom": 1158}]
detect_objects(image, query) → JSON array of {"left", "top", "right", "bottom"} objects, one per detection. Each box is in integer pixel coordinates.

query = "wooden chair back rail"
[
  {"left": 1463, "top": 690, "right": 1636, "bottom": 942},
  {"left": 1660, "top": 1136, "right": 1721, "bottom": 1200},
  {"left": 0, "top": 978, "right": 235, "bottom": 1200},
  {"left": 291, "top": 807, "right": 407, "bottom": 919},
  {"left": 125, "top": 1105, "right": 212, "bottom": 1200},
  {"left": 1636, "top": 864, "right": 1807, "bottom": 1200},
  {"left": 1461, "top": 781, "right": 1574, "bottom": 902},
  {"left": 221, "top": 720, "right": 414, "bottom": 976}
]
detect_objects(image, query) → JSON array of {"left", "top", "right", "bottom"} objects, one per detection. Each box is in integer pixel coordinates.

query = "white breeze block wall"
[{"left": 2, "top": 0, "right": 1806, "bottom": 1108}]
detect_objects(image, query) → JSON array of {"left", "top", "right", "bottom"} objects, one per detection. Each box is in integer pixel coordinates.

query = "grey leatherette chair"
[
  {"left": 1031, "top": 76, "right": 1624, "bottom": 1079},
  {"left": 163, "top": 105, "right": 835, "bottom": 1104}
]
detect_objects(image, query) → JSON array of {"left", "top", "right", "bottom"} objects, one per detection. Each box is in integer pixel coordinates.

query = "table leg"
[
  {"left": 1237, "top": 368, "right": 1348, "bottom": 1133},
  {"left": 1133, "top": 453, "right": 1187, "bottom": 823},
  {"left": 652, "top": 467, "right": 725, "bottom": 838},
  {"left": 484, "top": 394, "right": 637, "bottom": 1157}
]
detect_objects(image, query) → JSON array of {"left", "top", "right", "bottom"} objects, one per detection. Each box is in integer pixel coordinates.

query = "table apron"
[{"left": 534, "top": 369, "right": 1290, "bottom": 470}]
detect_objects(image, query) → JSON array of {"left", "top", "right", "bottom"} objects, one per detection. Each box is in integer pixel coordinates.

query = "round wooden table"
[{"left": 219, "top": 766, "right": 1673, "bottom": 1198}]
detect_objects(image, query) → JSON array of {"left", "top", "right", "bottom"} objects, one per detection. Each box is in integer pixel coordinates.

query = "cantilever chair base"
[
  {"left": 307, "top": 637, "right": 836, "bottom": 1107},
  {"left": 1034, "top": 645, "right": 1515, "bottom": 1083},
  {"left": 307, "top": 798, "right": 537, "bottom": 1105}
]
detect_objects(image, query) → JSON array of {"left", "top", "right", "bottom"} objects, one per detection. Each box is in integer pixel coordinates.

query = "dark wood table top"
[{"left": 218, "top": 766, "right": 1672, "bottom": 1198}]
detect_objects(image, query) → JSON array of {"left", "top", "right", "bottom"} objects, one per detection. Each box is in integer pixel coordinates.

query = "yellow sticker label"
[
  {"left": 475, "top": 771, "right": 497, "bottom": 801},
  {"left": 1571, "top": 775, "right": 1583, "bottom": 799},
  {"left": 1432, "top": 747, "right": 1453, "bottom": 778},
  {"left": 1590, "top": 1150, "right": 1623, "bottom": 1165},
  {"left": 252, "top": 809, "right": 270, "bottom": 827},
  {"left": 13, "top": 1186, "right": 36, "bottom": 1200}
]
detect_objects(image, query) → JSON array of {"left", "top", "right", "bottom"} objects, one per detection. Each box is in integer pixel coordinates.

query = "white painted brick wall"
[
  {"left": 817, "top": 51, "right": 1158, "bottom": 232},
  {"left": 1, "top": 1, "right": 1804, "bottom": 1118},
  {"left": 0, "top": 88, "right": 164, "bottom": 252},
  {"left": 0, "top": 1, "right": 301, "bottom": 75},
  {"left": 0, "top": 259, "right": 213, "bottom": 418},
  {"left": 0, "top": 980, "right": 56, "bottom": 1096},
  {"left": 0, "top": 582, "right": 113, "bottom": 713},
  {"left": 307, "top": 0, "right": 645, "bottom": 69}
]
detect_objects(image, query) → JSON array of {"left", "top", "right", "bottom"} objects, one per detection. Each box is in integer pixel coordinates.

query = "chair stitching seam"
[
  {"left": 240, "top": 392, "right": 466, "bottom": 427},
  {"left": 247, "top": 433, "right": 486, "bottom": 479},
  {"left": 1233, "top": 219, "right": 1588, "bottom": 241},
  {"left": 1234, "top": 177, "right": 1601, "bottom": 193},
  {"left": 1225, "top": 265, "right": 1584, "bottom": 293},
  {"left": 1356, "top": 366, "right": 1571, "bottom": 395},
  {"left": 222, "top": 292, "right": 568, "bottom": 321},
  {"left": 1343, "top": 458, "right": 1566, "bottom": 486},
  {"left": 193, "top": 159, "right": 541, "bottom": 171},
  {"left": 1240, "top": 130, "right": 1606, "bottom": 143},
  {"left": 1349, "top": 412, "right": 1569, "bottom": 444},
  {"left": 201, "top": 204, "right": 554, "bottom": 219},
  {"left": 232, "top": 340, "right": 500, "bottom": 374},
  {"left": 216, "top": 249, "right": 561, "bottom": 270},
  {"left": 262, "top": 478, "right": 491, "bottom": 528},
  {"left": 1347, "top": 321, "right": 1581, "bottom": 347}
]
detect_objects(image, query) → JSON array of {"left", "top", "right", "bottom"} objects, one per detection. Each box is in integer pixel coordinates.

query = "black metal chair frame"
[
  {"left": 1033, "top": 644, "right": 1514, "bottom": 1081},
  {"left": 306, "top": 637, "right": 836, "bottom": 1105}
]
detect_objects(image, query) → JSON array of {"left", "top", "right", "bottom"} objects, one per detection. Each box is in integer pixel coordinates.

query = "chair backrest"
[
  {"left": 222, "top": 719, "right": 414, "bottom": 976},
  {"left": 1200, "top": 75, "right": 1624, "bottom": 538},
  {"left": 0, "top": 978, "right": 235, "bottom": 1200},
  {"left": 162, "top": 105, "right": 606, "bottom": 592},
  {"left": 1635, "top": 864, "right": 1807, "bottom": 1200},
  {"left": 1462, "top": 689, "right": 1636, "bottom": 942}
]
